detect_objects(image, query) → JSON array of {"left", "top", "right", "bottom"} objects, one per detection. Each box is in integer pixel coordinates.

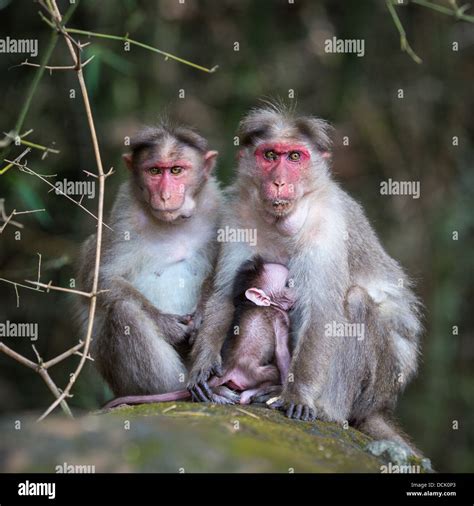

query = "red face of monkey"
[
  {"left": 124, "top": 142, "right": 217, "bottom": 223},
  {"left": 253, "top": 142, "right": 312, "bottom": 217},
  {"left": 140, "top": 158, "right": 193, "bottom": 216}
]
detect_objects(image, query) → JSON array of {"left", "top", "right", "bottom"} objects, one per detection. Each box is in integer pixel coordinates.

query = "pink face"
[
  {"left": 124, "top": 149, "right": 217, "bottom": 222},
  {"left": 253, "top": 142, "right": 311, "bottom": 216},
  {"left": 141, "top": 158, "right": 193, "bottom": 213}
]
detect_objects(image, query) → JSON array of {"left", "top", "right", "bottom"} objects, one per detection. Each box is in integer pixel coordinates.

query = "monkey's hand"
[
  {"left": 268, "top": 394, "right": 317, "bottom": 422},
  {"left": 187, "top": 310, "right": 203, "bottom": 346},
  {"left": 159, "top": 313, "right": 194, "bottom": 345},
  {"left": 187, "top": 355, "right": 224, "bottom": 403}
]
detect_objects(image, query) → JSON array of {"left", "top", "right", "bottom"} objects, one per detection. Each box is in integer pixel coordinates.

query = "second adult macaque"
[
  {"left": 76, "top": 122, "right": 221, "bottom": 397},
  {"left": 188, "top": 105, "right": 423, "bottom": 453},
  {"left": 103, "top": 256, "right": 295, "bottom": 409}
]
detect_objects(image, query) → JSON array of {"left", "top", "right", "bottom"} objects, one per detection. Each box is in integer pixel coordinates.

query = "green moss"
[{"left": 1, "top": 403, "right": 423, "bottom": 473}]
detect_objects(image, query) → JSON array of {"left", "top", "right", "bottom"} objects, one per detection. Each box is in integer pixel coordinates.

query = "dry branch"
[{"left": 36, "top": 0, "right": 108, "bottom": 422}]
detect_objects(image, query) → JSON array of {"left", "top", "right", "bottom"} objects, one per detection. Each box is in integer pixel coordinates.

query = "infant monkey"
[{"left": 103, "top": 256, "right": 295, "bottom": 409}]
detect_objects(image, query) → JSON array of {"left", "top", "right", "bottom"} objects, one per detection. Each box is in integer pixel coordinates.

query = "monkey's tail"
[
  {"left": 102, "top": 390, "right": 191, "bottom": 410},
  {"left": 356, "top": 412, "right": 422, "bottom": 458}
]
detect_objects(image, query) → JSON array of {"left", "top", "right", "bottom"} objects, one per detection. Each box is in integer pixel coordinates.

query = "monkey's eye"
[
  {"left": 288, "top": 151, "right": 301, "bottom": 162},
  {"left": 170, "top": 166, "right": 184, "bottom": 176},
  {"left": 264, "top": 150, "right": 278, "bottom": 161},
  {"left": 148, "top": 167, "right": 162, "bottom": 175}
]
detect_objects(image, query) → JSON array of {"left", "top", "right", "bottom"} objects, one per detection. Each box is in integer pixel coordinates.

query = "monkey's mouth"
[
  {"left": 152, "top": 209, "right": 181, "bottom": 222},
  {"left": 153, "top": 208, "right": 194, "bottom": 224},
  {"left": 270, "top": 200, "right": 293, "bottom": 215}
]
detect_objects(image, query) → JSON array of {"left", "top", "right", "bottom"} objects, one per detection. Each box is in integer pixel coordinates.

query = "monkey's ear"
[
  {"left": 245, "top": 288, "right": 271, "bottom": 307},
  {"left": 122, "top": 153, "right": 133, "bottom": 171},
  {"left": 203, "top": 150, "right": 218, "bottom": 175}
]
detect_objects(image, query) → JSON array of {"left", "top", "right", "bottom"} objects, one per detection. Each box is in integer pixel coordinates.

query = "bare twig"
[
  {"left": 387, "top": 0, "right": 474, "bottom": 63},
  {"left": 1, "top": 130, "right": 60, "bottom": 158},
  {"left": 0, "top": 278, "right": 45, "bottom": 308},
  {"left": 24, "top": 279, "right": 108, "bottom": 298},
  {"left": 0, "top": 342, "right": 37, "bottom": 369},
  {"left": 0, "top": 201, "right": 45, "bottom": 234},
  {"left": 386, "top": 0, "right": 423, "bottom": 64},
  {"left": 0, "top": 342, "right": 73, "bottom": 417},
  {"left": 37, "top": 0, "right": 108, "bottom": 422},
  {"left": 7, "top": 151, "right": 112, "bottom": 230},
  {"left": 19, "top": 55, "right": 95, "bottom": 73},
  {"left": 412, "top": 0, "right": 474, "bottom": 22},
  {"left": 43, "top": 342, "right": 84, "bottom": 369}
]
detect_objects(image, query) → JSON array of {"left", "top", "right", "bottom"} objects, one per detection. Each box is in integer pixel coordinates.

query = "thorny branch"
[
  {"left": 0, "top": 198, "right": 45, "bottom": 234},
  {"left": 34, "top": 0, "right": 107, "bottom": 422},
  {"left": 387, "top": 0, "right": 474, "bottom": 64},
  {"left": 6, "top": 149, "right": 113, "bottom": 231}
]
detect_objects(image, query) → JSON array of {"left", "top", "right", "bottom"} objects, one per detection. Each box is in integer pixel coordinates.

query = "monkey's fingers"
[
  {"left": 301, "top": 405, "right": 310, "bottom": 421},
  {"left": 200, "top": 380, "right": 217, "bottom": 401},
  {"left": 287, "top": 403, "right": 316, "bottom": 421},
  {"left": 190, "top": 383, "right": 211, "bottom": 402},
  {"left": 293, "top": 404, "right": 303, "bottom": 419},
  {"left": 286, "top": 403, "right": 295, "bottom": 418},
  {"left": 213, "top": 393, "right": 238, "bottom": 405},
  {"left": 189, "top": 390, "right": 200, "bottom": 403}
]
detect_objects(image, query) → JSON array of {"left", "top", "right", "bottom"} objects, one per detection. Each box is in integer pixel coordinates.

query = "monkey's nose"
[
  {"left": 160, "top": 191, "right": 171, "bottom": 202},
  {"left": 273, "top": 181, "right": 286, "bottom": 189}
]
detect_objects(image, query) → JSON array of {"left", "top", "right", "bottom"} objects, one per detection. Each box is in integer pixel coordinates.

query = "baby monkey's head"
[{"left": 232, "top": 255, "right": 295, "bottom": 311}]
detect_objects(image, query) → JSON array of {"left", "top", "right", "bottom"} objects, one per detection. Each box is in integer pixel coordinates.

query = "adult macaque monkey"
[
  {"left": 188, "top": 105, "right": 422, "bottom": 453},
  {"left": 77, "top": 122, "right": 221, "bottom": 396}
]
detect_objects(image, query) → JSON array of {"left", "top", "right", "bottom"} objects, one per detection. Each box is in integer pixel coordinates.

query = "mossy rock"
[{"left": 1, "top": 402, "right": 416, "bottom": 472}]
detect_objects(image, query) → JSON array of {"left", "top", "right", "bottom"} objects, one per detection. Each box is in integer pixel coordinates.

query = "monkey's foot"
[
  {"left": 268, "top": 397, "right": 316, "bottom": 421},
  {"left": 212, "top": 386, "right": 241, "bottom": 405},
  {"left": 187, "top": 361, "right": 224, "bottom": 402},
  {"left": 366, "top": 440, "right": 432, "bottom": 472},
  {"left": 247, "top": 386, "right": 282, "bottom": 405}
]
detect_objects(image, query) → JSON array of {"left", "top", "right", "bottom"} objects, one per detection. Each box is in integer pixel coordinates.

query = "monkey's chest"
[{"left": 131, "top": 254, "right": 209, "bottom": 315}]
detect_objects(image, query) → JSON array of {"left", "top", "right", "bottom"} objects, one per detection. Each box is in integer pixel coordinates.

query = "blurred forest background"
[{"left": 0, "top": 0, "right": 473, "bottom": 472}]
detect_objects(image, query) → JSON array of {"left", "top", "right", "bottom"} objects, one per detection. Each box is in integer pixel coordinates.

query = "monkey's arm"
[
  {"left": 270, "top": 307, "right": 330, "bottom": 421},
  {"left": 273, "top": 316, "right": 291, "bottom": 385},
  {"left": 270, "top": 250, "right": 342, "bottom": 421},
  {"left": 100, "top": 276, "right": 193, "bottom": 346},
  {"left": 188, "top": 273, "right": 213, "bottom": 346}
]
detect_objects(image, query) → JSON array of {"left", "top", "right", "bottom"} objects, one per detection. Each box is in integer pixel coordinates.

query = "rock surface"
[{"left": 0, "top": 402, "right": 421, "bottom": 473}]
